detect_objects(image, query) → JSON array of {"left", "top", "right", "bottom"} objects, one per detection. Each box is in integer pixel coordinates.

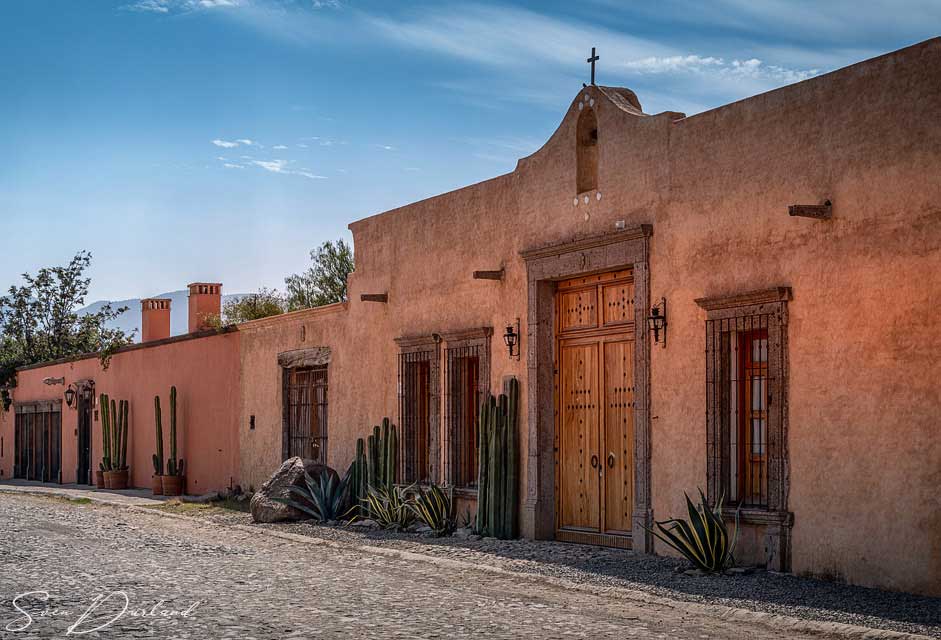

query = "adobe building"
[
  {"left": 2, "top": 38, "right": 939, "bottom": 597},
  {"left": 0, "top": 288, "right": 241, "bottom": 495}
]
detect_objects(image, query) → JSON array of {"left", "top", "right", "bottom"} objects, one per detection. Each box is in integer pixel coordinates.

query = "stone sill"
[{"left": 722, "top": 507, "right": 793, "bottom": 527}]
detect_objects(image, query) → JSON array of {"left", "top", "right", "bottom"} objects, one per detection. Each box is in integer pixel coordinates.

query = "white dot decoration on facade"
[
  {"left": 596, "top": 192, "right": 602, "bottom": 201},
  {"left": 584, "top": 211, "right": 590, "bottom": 221},
  {"left": 573, "top": 197, "right": 579, "bottom": 206},
  {"left": 583, "top": 195, "right": 589, "bottom": 204},
  {"left": 584, "top": 94, "right": 589, "bottom": 101},
  {"left": 578, "top": 102, "right": 584, "bottom": 111},
  {"left": 589, "top": 98, "right": 595, "bottom": 107}
]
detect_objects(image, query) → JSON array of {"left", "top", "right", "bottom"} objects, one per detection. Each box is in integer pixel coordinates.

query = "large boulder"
[{"left": 250, "top": 457, "right": 339, "bottom": 523}]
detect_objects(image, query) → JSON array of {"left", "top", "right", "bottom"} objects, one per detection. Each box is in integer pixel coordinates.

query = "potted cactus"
[
  {"left": 151, "top": 394, "right": 164, "bottom": 495},
  {"left": 100, "top": 393, "right": 112, "bottom": 488},
  {"left": 161, "top": 386, "right": 185, "bottom": 496},
  {"left": 99, "top": 393, "right": 130, "bottom": 490}
]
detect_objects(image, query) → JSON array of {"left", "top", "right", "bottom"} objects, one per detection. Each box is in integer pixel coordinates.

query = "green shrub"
[{"left": 646, "top": 488, "right": 740, "bottom": 573}]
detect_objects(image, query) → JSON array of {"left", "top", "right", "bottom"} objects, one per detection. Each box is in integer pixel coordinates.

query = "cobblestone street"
[{"left": 0, "top": 493, "right": 834, "bottom": 640}]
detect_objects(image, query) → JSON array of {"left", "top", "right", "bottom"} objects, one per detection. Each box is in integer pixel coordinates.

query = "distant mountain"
[{"left": 79, "top": 290, "right": 246, "bottom": 341}]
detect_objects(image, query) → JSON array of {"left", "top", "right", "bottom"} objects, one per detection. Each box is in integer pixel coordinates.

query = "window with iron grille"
[
  {"left": 443, "top": 328, "right": 492, "bottom": 489},
  {"left": 697, "top": 288, "right": 790, "bottom": 513},
  {"left": 396, "top": 337, "right": 440, "bottom": 485},
  {"left": 282, "top": 365, "right": 328, "bottom": 464}
]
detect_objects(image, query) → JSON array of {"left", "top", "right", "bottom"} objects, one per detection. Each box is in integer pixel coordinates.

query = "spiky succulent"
[
  {"left": 362, "top": 484, "right": 414, "bottom": 530},
  {"left": 408, "top": 483, "right": 456, "bottom": 536},
  {"left": 275, "top": 468, "right": 353, "bottom": 523},
  {"left": 645, "top": 488, "right": 740, "bottom": 573}
]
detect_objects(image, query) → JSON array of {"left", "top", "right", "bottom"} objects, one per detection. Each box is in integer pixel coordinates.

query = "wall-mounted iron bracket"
[{"left": 788, "top": 200, "right": 832, "bottom": 219}]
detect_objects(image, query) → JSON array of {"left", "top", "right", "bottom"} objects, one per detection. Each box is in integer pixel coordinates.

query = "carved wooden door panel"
[
  {"left": 602, "top": 337, "right": 634, "bottom": 535},
  {"left": 558, "top": 341, "right": 601, "bottom": 531}
]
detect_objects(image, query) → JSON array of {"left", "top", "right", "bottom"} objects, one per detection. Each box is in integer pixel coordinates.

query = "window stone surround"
[{"left": 695, "top": 286, "right": 793, "bottom": 572}]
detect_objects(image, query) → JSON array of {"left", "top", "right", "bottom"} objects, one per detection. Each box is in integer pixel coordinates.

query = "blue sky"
[{"left": 1, "top": 1, "right": 938, "bottom": 302}]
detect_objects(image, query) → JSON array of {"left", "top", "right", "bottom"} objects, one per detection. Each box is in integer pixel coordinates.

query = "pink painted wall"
[{"left": 0, "top": 330, "right": 241, "bottom": 494}]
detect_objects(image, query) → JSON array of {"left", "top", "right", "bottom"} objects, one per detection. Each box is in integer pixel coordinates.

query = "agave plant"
[
  {"left": 645, "top": 488, "right": 740, "bottom": 573},
  {"left": 274, "top": 468, "right": 352, "bottom": 523},
  {"left": 408, "top": 483, "right": 456, "bottom": 536},
  {"left": 363, "top": 484, "right": 414, "bottom": 530}
]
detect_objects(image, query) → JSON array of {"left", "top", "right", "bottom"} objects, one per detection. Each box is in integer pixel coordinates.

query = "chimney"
[
  {"left": 141, "top": 298, "right": 171, "bottom": 343},
  {"left": 187, "top": 282, "right": 222, "bottom": 333}
]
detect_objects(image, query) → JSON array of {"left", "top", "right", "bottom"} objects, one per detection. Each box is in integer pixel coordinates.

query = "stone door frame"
[{"left": 520, "top": 225, "right": 653, "bottom": 552}]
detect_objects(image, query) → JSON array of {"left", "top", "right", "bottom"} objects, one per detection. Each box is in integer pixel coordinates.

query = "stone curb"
[{"left": 0, "top": 486, "right": 931, "bottom": 640}]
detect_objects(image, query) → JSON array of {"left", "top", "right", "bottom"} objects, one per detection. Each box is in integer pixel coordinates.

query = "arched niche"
[{"left": 576, "top": 106, "right": 598, "bottom": 193}]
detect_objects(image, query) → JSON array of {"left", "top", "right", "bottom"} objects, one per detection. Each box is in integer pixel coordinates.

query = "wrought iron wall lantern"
[
  {"left": 647, "top": 297, "right": 667, "bottom": 348},
  {"left": 503, "top": 318, "right": 521, "bottom": 360},
  {"left": 64, "top": 384, "right": 77, "bottom": 409}
]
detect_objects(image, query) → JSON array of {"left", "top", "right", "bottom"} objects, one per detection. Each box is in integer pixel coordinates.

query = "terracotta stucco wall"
[
  {"left": 1, "top": 331, "right": 241, "bottom": 494},
  {"left": 239, "top": 39, "right": 941, "bottom": 596}
]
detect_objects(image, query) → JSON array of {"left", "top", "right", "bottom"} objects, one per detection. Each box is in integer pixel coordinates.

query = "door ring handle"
[
  {"left": 607, "top": 452, "right": 615, "bottom": 468},
  {"left": 590, "top": 454, "right": 599, "bottom": 469}
]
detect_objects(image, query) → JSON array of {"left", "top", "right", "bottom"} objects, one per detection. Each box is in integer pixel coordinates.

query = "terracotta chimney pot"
[
  {"left": 141, "top": 298, "right": 171, "bottom": 343},
  {"left": 187, "top": 283, "right": 222, "bottom": 333}
]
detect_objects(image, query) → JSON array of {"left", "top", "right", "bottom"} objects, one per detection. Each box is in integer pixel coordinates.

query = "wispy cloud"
[
  {"left": 621, "top": 55, "right": 818, "bottom": 83},
  {"left": 252, "top": 159, "right": 288, "bottom": 172},
  {"left": 250, "top": 158, "right": 326, "bottom": 180},
  {"left": 124, "top": 0, "right": 239, "bottom": 14},
  {"left": 272, "top": 144, "right": 288, "bottom": 150},
  {"left": 212, "top": 138, "right": 261, "bottom": 149},
  {"left": 363, "top": 4, "right": 822, "bottom": 113},
  {"left": 374, "top": 144, "right": 395, "bottom": 151}
]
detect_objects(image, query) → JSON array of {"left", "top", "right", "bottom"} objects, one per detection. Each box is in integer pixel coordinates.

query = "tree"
[
  {"left": 0, "top": 251, "right": 134, "bottom": 409},
  {"left": 221, "top": 287, "right": 286, "bottom": 325},
  {"left": 284, "top": 239, "right": 354, "bottom": 311}
]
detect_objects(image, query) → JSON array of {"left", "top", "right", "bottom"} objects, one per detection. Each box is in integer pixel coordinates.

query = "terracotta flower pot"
[
  {"left": 95, "top": 470, "right": 105, "bottom": 489},
  {"left": 110, "top": 469, "right": 129, "bottom": 490},
  {"left": 103, "top": 470, "right": 114, "bottom": 489},
  {"left": 162, "top": 475, "right": 183, "bottom": 496},
  {"left": 152, "top": 474, "right": 164, "bottom": 495}
]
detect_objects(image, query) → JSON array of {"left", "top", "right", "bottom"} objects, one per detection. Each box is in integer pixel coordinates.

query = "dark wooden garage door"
[{"left": 14, "top": 401, "right": 62, "bottom": 483}]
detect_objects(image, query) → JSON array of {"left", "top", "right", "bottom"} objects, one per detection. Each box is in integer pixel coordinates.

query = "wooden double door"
[{"left": 555, "top": 270, "right": 635, "bottom": 547}]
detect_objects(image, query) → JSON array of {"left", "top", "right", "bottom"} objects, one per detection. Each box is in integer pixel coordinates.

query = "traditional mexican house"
[
  {"left": 2, "top": 38, "right": 939, "bottom": 597},
  {"left": 1, "top": 285, "right": 241, "bottom": 495}
]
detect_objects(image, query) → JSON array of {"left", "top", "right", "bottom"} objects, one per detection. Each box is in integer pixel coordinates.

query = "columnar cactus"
[
  {"left": 166, "top": 386, "right": 184, "bottom": 477},
  {"left": 476, "top": 378, "right": 520, "bottom": 539},
  {"left": 349, "top": 437, "right": 368, "bottom": 516},
  {"left": 152, "top": 396, "right": 164, "bottom": 475},
  {"left": 100, "top": 393, "right": 112, "bottom": 470},
  {"left": 350, "top": 418, "right": 398, "bottom": 517},
  {"left": 367, "top": 418, "right": 398, "bottom": 490},
  {"left": 100, "top": 394, "right": 129, "bottom": 470},
  {"left": 120, "top": 399, "right": 129, "bottom": 470}
]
